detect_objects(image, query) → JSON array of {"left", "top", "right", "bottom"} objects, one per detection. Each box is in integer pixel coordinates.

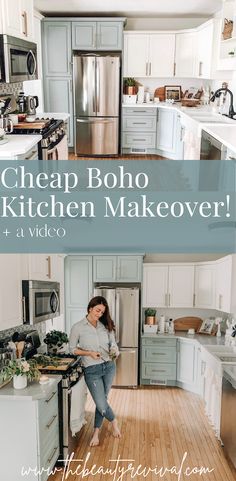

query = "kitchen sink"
[{"left": 191, "top": 115, "right": 236, "bottom": 124}]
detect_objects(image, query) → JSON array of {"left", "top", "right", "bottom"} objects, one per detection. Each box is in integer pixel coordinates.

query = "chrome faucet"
[{"left": 210, "top": 87, "right": 236, "bottom": 119}]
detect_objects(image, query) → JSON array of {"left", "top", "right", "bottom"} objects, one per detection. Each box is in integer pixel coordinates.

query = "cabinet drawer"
[
  {"left": 38, "top": 387, "right": 58, "bottom": 418},
  {"left": 142, "top": 346, "right": 176, "bottom": 363},
  {"left": 123, "top": 107, "right": 157, "bottom": 115},
  {"left": 17, "top": 145, "right": 39, "bottom": 160},
  {"left": 142, "top": 337, "right": 176, "bottom": 347},
  {"left": 122, "top": 132, "right": 156, "bottom": 148},
  {"left": 39, "top": 419, "right": 59, "bottom": 463},
  {"left": 123, "top": 116, "right": 157, "bottom": 132},
  {"left": 142, "top": 362, "right": 176, "bottom": 380},
  {"left": 40, "top": 441, "right": 60, "bottom": 481}
]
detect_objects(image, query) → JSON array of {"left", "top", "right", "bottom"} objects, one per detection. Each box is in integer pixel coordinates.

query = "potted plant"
[
  {"left": 145, "top": 308, "right": 156, "bottom": 325},
  {"left": 123, "top": 77, "right": 137, "bottom": 95},
  {"left": 44, "top": 330, "right": 69, "bottom": 355},
  {"left": 3, "top": 358, "right": 40, "bottom": 389}
]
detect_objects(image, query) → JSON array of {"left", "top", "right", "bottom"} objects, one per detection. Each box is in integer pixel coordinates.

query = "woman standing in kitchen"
[{"left": 69, "top": 296, "right": 121, "bottom": 447}]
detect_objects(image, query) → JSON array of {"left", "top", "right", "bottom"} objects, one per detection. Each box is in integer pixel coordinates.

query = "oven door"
[
  {"left": 42, "top": 135, "right": 68, "bottom": 161},
  {"left": 5, "top": 37, "right": 37, "bottom": 83},
  {"left": 60, "top": 376, "right": 87, "bottom": 463}
]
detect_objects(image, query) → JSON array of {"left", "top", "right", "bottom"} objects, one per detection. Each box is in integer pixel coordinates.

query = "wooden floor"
[
  {"left": 49, "top": 387, "right": 236, "bottom": 481},
  {"left": 68, "top": 153, "right": 166, "bottom": 160}
]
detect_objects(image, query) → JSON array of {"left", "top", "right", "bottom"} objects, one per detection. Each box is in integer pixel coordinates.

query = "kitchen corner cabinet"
[
  {"left": 72, "top": 21, "right": 123, "bottom": 50},
  {"left": 93, "top": 255, "right": 142, "bottom": 282},
  {"left": 194, "top": 264, "right": 216, "bottom": 309},
  {"left": 177, "top": 339, "right": 196, "bottom": 391},
  {"left": 156, "top": 108, "right": 177, "bottom": 156},
  {"left": 168, "top": 265, "right": 194, "bottom": 307},
  {"left": 177, "top": 339, "right": 203, "bottom": 395},
  {"left": 141, "top": 337, "right": 177, "bottom": 386},
  {"left": 42, "top": 21, "right": 73, "bottom": 147},
  {"left": 215, "top": 255, "right": 232, "bottom": 312},
  {"left": 0, "top": 0, "right": 34, "bottom": 40},
  {"left": 0, "top": 381, "right": 60, "bottom": 481},
  {"left": 65, "top": 256, "right": 93, "bottom": 332},
  {"left": 175, "top": 32, "right": 197, "bottom": 78},
  {"left": 196, "top": 21, "right": 214, "bottom": 78}
]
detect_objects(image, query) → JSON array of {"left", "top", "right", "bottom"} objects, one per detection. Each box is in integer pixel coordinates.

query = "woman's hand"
[{"left": 89, "top": 351, "right": 101, "bottom": 360}]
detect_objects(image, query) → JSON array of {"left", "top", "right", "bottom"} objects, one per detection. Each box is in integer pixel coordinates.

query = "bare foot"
[
  {"left": 111, "top": 419, "right": 121, "bottom": 438},
  {"left": 89, "top": 428, "right": 100, "bottom": 447}
]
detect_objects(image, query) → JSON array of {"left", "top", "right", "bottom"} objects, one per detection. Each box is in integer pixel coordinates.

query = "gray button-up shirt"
[{"left": 69, "top": 317, "right": 117, "bottom": 368}]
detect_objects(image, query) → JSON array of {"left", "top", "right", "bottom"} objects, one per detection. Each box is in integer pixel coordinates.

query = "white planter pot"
[{"left": 13, "top": 374, "right": 27, "bottom": 390}]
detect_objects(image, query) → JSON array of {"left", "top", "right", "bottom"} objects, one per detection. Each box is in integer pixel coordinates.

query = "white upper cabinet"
[
  {"left": 175, "top": 32, "right": 197, "bottom": 78},
  {"left": 123, "top": 34, "right": 149, "bottom": 77},
  {"left": 142, "top": 264, "right": 194, "bottom": 308},
  {"left": 123, "top": 32, "right": 175, "bottom": 77},
  {"left": 215, "top": 256, "right": 232, "bottom": 313},
  {"left": 0, "top": 0, "right": 34, "bottom": 40},
  {"left": 196, "top": 21, "right": 214, "bottom": 78},
  {"left": 168, "top": 265, "right": 194, "bottom": 308},
  {"left": 143, "top": 265, "right": 169, "bottom": 307},
  {"left": 148, "top": 34, "right": 175, "bottom": 77},
  {"left": 194, "top": 264, "right": 216, "bottom": 309}
]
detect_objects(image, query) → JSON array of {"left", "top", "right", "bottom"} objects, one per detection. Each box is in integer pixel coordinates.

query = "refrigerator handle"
[
  {"left": 96, "top": 58, "right": 100, "bottom": 113},
  {"left": 93, "top": 59, "right": 96, "bottom": 114},
  {"left": 115, "top": 292, "right": 120, "bottom": 343}
]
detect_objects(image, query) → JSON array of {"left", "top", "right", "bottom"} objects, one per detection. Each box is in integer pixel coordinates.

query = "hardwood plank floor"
[
  {"left": 49, "top": 387, "right": 236, "bottom": 481},
  {"left": 68, "top": 153, "right": 167, "bottom": 160}
]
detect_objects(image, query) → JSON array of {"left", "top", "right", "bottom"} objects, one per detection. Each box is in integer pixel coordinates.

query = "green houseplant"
[
  {"left": 44, "top": 330, "right": 69, "bottom": 354},
  {"left": 145, "top": 308, "right": 156, "bottom": 325},
  {"left": 123, "top": 77, "right": 137, "bottom": 95}
]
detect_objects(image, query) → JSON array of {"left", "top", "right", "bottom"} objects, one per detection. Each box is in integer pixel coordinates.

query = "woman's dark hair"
[{"left": 87, "top": 296, "right": 115, "bottom": 332}]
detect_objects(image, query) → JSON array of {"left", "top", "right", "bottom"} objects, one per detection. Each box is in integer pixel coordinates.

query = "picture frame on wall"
[
  {"left": 198, "top": 319, "right": 215, "bottom": 335},
  {"left": 164, "top": 85, "right": 182, "bottom": 102}
]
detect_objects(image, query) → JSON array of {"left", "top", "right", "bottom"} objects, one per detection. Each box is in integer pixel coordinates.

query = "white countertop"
[
  {"left": 0, "top": 375, "right": 61, "bottom": 401},
  {"left": 0, "top": 134, "right": 41, "bottom": 158},
  {"left": 200, "top": 125, "right": 236, "bottom": 154},
  {"left": 122, "top": 102, "right": 236, "bottom": 153}
]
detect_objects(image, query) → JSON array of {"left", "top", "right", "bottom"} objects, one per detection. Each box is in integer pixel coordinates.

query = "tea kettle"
[{"left": 25, "top": 95, "right": 39, "bottom": 115}]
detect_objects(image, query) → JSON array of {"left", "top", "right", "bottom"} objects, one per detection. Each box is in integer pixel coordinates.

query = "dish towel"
[
  {"left": 70, "top": 376, "right": 87, "bottom": 437},
  {"left": 56, "top": 134, "right": 69, "bottom": 160}
]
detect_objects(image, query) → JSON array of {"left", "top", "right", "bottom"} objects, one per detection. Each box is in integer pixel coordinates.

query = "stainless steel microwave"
[
  {"left": 0, "top": 35, "right": 38, "bottom": 83},
  {"left": 22, "top": 280, "right": 60, "bottom": 325}
]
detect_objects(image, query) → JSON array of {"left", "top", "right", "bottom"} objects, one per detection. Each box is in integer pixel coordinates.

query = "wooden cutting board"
[
  {"left": 14, "top": 121, "right": 49, "bottom": 129},
  {"left": 37, "top": 358, "right": 74, "bottom": 371},
  {"left": 154, "top": 87, "right": 165, "bottom": 101},
  {"left": 174, "top": 317, "right": 203, "bottom": 332}
]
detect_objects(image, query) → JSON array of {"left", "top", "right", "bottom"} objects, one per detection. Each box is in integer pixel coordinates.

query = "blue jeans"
[{"left": 84, "top": 361, "right": 116, "bottom": 429}]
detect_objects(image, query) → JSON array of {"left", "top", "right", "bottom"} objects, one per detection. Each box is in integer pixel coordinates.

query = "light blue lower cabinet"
[
  {"left": 122, "top": 132, "right": 156, "bottom": 152},
  {"left": 140, "top": 338, "right": 177, "bottom": 386}
]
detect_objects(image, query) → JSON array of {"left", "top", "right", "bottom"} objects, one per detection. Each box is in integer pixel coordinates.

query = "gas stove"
[
  {"left": 12, "top": 117, "right": 67, "bottom": 159},
  {"left": 13, "top": 117, "right": 64, "bottom": 139},
  {"left": 34, "top": 353, "right": 83, "bottom": 380}
]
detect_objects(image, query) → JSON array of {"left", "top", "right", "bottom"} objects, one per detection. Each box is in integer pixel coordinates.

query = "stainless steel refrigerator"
[
  {"left": 73, "top": 53, "right": 121, "bottom": 156},
  {"left": 94, "top": 287, "right": 139, "bottom": 387}
]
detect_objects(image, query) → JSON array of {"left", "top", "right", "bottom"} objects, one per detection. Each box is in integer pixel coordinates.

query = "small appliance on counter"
[{"left": 11, "top": 329, "right": 41, "bottom": 359}]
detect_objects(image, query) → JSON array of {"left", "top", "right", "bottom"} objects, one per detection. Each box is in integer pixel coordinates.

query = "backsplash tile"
[
  {"left": 0, "top": 82, "right": 23, "bottom": 97},
  {"left": 0, "top": 321, "right": 46, "bottom": 344}
]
